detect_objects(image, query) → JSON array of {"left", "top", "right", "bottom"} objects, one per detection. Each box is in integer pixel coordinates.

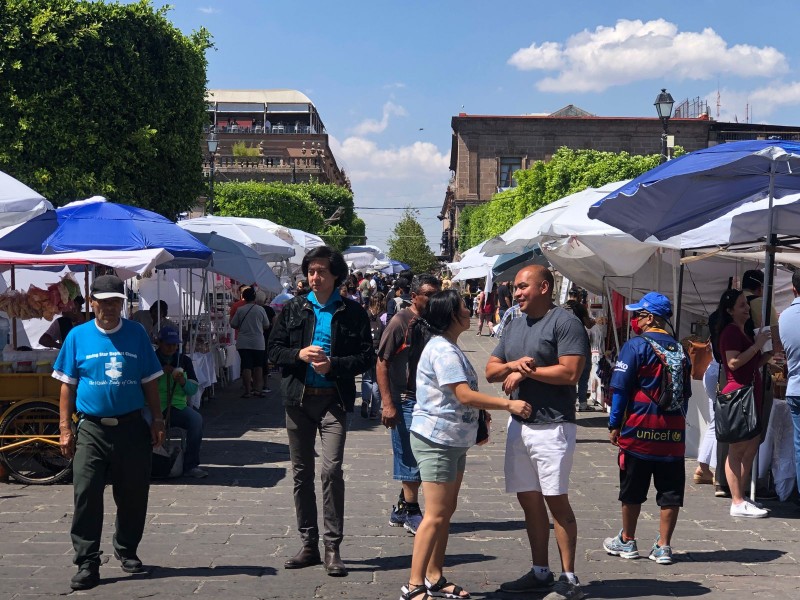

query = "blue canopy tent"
[
  {"left": 0, "top": 199, "right": 211, "bottom": 268},
  {"left": 381, "top": 259, "right": 410, "bottom": 275}
]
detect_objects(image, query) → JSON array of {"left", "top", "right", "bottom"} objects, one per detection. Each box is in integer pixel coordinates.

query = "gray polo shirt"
[{"left": 492, "top": 306, "right": 589, "bottom": 423}]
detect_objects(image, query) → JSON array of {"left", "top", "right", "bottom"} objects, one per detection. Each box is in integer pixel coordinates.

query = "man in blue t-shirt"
[{"left": 54, "top": 275, "right": 164, "bottom": 591}]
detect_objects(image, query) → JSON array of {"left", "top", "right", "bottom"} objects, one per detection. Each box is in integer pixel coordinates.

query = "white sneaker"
[{"left": 730, "top": 500, "right": 768, "bottom": 518}]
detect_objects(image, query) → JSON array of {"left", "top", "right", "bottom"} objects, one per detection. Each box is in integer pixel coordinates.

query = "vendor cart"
[{"left": 0, "top": 373, "right": 69, "bottom": 484}]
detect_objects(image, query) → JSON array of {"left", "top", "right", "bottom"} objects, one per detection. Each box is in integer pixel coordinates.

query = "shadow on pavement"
[
  {"left": 577, "top": 416, "right": 611, "bottom": 428},
  {"left": 450, "top": 520, "right": 524, "bottom": 534},
  {"left": 100, "top": 565, "right": 278, "bottom": 584},
  {"left": 198, "top": 439, "right": 290, "bottom": 465},
  {"left": 150, "top": 466, "right": 287, "bottom": 488},
  {"left": 684, "top": 548, "right": 786, "bottom": 562},
  {"left": 347, "top": 552, "right": 494, "bottom": 572},
  {"left": 549, "top": 578, "right": 710, "bottom": 599}
]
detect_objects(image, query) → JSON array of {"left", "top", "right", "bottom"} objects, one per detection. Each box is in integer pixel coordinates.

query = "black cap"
[{"left": 90, "top": 275, "right": 126, "bottom": 300}]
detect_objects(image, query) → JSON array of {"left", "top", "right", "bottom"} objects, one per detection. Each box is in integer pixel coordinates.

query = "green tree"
[
  {"left": 388, "top": 209, "right": 438, "bottom": 274},
  {"left": 457, "top": 147, "right": 682, "bottom": 251},
  {"left": 0, "top": 0, "right": 210, "bottom": 218},
  {"left": 214, "top": 181, "right": 325, "bottom": 233},
  {"left": 213, "top": 180, "right": 366, "bottom": 248}
]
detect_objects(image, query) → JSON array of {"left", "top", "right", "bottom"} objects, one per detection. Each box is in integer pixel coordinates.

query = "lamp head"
[{"left": 654, "top": 88, "right": 675, "bottom": 120}]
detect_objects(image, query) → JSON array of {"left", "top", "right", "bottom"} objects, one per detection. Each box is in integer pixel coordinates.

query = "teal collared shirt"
[{"left": 305, "top": 289, "right": 342, "bottom": 387}]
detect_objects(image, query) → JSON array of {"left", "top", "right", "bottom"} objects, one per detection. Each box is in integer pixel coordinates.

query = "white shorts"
[{"left": 504, "top": 418, "right": 577, "bottom": 495}]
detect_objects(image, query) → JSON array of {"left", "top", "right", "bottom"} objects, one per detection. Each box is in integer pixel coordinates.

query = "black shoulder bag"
[{"left": 714, "top": 363, "right": 760, "bottom": 444}]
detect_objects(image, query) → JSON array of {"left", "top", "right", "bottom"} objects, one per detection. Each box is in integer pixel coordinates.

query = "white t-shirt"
[{"left": 412, "top": 335, "right": 479, "bottom": 447}]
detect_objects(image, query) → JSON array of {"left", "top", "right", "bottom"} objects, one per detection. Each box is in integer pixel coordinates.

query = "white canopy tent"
[
  {"left": 178, "top": 216, "right": 295, "bottom": 262},
  {"left": 343, "top": 245, "right": 387, "bottom": 270},
  {"left": 0, "top": 170, "right": 53, "bottom": 229}
]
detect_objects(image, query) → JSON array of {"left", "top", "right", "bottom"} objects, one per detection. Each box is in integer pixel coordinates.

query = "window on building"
[{"left": 499, "top": 157, "right": 522, "bottom": 189}]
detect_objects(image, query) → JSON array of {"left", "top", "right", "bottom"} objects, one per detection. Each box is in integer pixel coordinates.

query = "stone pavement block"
[{"left": 4, "top": 332, "right": 800, "bottom": 598}]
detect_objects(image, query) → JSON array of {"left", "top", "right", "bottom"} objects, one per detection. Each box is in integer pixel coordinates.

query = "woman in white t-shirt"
[{"left": 401, "top": 289, "right": 532, "bottom": 600}]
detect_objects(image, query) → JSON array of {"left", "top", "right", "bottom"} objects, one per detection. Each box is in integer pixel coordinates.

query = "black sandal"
[
  {"left": 400, "top": 583, "right": 431, "bottom": 600},
  {"left": 425, "top": 576, "right": 470, "bottom": 599}
]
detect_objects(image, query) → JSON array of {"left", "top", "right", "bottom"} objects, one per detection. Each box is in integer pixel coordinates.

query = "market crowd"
[{"left": 51, "top": 248, "right": 798, "bottom": 600}]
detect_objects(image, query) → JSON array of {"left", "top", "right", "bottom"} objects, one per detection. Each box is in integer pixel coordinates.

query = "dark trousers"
[
  {"left": 71, "top": 417, "right": 152, "bottom": 567},
  {"left": 285, "top": 394, "right": 347, "bottom": 547}
]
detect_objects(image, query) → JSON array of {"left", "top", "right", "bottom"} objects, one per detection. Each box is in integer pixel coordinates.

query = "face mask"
[{"left": 631, "top": 318, "right": 643, "bottom": 335}]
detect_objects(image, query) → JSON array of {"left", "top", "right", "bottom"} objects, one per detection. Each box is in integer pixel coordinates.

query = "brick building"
[
  {"left": 438, "top": 106, "right": 800, "bottom": 260},
  {"left": 201, "top": 90, "right": 348, "bottom": 207}
]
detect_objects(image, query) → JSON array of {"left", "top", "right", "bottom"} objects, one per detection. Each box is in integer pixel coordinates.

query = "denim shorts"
[
  {"left": 391, "top": 394, "right": 420, "bottom": 481},
  {"left": 410, "top": 431, "right": 468, "bottom": 483}
]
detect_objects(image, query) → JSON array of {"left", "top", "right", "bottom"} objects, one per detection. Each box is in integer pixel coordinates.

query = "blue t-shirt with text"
[{"left": 53, "top": 319, "right": 163, "bottom": 417}]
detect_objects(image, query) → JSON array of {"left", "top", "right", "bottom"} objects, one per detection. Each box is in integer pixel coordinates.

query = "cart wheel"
[{"left": 0, "top": 401, "right": 72, "bottom": 485}]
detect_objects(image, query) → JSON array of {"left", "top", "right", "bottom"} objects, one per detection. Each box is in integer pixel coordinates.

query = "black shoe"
[
  {"left": 284, "top": 545, "right": 321, "bottom": 569},
  {"left": 70, "top": 564, "right": 99, "bottom": 590},
  {"left": 755, "top": 488, "right": 779, "bottom": 501},
  {"left": 360, "top": 403, "right": 369, "bottom": 418},
  {"left": 715, "top": 484, "right": 731, "bottom": 498},
  {"left": 113, "top": 549, "right": 144, "bottom": 573},
  {"left": 323, "top": 545, "right": 348, "bottom": 577}
]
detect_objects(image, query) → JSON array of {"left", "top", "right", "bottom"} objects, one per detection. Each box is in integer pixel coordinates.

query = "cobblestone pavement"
[{"left": 1, "top": 330, "right": 799, "bottom": 598}]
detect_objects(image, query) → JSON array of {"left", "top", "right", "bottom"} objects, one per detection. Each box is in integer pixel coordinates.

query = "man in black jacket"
[{"left": 268, "top": 246, "right": 374, "bottom": 577}]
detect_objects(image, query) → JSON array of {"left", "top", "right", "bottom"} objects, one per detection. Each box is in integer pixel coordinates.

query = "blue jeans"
[
  {"left": 169, "top": 406, "right": 203, "bottom": 471},
  {"left": 392, "top": 394, "right": 421, "bottom": 482},
  {"left": 361, "top": 366, "right": 381, "bottom": 414},
  {"left": 785, "top": 396, "right": 800, "bottom": 492}
]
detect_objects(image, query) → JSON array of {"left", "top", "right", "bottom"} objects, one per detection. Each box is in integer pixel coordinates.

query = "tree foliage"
[
  {"left": 387, "top": 209, "right": 438, "bottom": 274},
  {"left": 457, "top": 147, "right": 682, "bottom": 251},
  {"left": 0, "top": 0, "right": 210, "bottom": 218},
  {"left": 214, "top": 180, "right": 366, "bottom": 248}
]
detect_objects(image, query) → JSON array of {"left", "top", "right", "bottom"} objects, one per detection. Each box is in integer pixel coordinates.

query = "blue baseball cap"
[
  {"left": 158, "top": 326, "right": 181, "bottom": 344},
  {"left": 625, "top": 292, "right": 673, "bottom": 319}
]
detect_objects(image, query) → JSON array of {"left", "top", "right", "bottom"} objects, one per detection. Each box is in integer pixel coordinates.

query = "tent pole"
[
  {"left": 675, "top": 250, "right": 686, "bottom": 338},
  {"left": 604, "top": 277, "right": 620, "bottom": 354},
  {"left": 10, "top": 266, "right": 16, "bottom": 349},
  {"left": 753, "top": 162, "right": 779, "bottom": 501}
]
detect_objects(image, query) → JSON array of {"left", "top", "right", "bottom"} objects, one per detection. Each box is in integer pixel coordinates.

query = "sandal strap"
[
  {"left": 425, "top": 576, "right": 468, "bottom": 598},
  {"left": 402, "top": 584, "right": 430, "bottom": 600}
]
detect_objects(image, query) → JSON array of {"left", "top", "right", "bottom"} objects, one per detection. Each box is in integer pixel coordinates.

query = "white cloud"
[
  {"left": 351, "top": 101, "right": 408, "bottom": 136},
  {"left": 707, "top": 81, "right": 800, "bottom": 122},
  {"left": 198, "top": 6, "right": 219, "bottom": 14},
  {"left": 329, "top": 135, "right": 450, "bottom": 251},
  {"left": 508, "top": 19, "right": 788, "bottom": 93},
  {"left": 383, "top": 82, "right": 406, "bottom": 89}
]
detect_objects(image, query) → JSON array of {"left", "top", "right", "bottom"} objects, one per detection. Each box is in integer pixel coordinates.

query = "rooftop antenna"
[{"left": 716, "top": 84, "right": 721, "bottom": 119}]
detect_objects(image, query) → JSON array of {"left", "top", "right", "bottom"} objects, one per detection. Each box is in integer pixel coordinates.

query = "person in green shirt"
[{"left": 155, "top": 326, "right": 207, "bottom": 478}]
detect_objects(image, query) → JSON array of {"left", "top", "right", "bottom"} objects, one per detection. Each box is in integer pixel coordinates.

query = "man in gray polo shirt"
[{"left": 486, "top": 265, "right": 588, "bottom": 600}]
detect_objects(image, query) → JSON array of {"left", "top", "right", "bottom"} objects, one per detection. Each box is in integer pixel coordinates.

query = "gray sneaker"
[
  {"left": 603, "top": 530, "right": 639, "bottom": 559},
  {"left": 500, "top": 569, "right": 554, "bottom": 593},
  {"left": 544, "top": 575, "right": 585, "bottom": 600}
]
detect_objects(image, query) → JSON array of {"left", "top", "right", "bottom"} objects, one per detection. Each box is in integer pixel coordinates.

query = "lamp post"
[
  {"left": 206, "top": 132, "right": 218, "bottom": 214},
  {"left": 654, "top": 88, "right": 674, "bottom": 164}
]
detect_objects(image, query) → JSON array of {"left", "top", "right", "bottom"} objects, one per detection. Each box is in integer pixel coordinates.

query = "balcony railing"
[{"left": 203, "top": 155, "right": 324, "bottom": 171}]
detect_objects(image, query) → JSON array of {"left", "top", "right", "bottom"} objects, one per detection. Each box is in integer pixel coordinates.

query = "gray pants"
[{"left": 285, "top": 394, "right": 347, "bottom": 547}]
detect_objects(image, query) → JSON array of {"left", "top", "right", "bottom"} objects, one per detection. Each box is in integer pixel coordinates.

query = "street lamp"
[
  {"left": 206, "top": 132, "right": 219, "bottom": 214},
  {"left": 654, "top": 88, "right": 674, "bottom": 163}
]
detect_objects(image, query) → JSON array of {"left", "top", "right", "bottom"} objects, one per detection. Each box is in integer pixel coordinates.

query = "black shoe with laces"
[
  {"left": 114, "top": 549, "right": 144, "bottom": 573},
  {"left": 70, "top": 564, "right": 100, "bottom": 590}
]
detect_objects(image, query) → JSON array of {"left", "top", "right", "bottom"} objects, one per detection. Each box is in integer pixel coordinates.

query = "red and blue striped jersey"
[{"left": 609, "top": 332, "right": 692, "bottom": 461}]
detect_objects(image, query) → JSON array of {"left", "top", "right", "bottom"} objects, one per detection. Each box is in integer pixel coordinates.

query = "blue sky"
[{"left": 155, "top": 0, "right": 800, "bottom": 254}]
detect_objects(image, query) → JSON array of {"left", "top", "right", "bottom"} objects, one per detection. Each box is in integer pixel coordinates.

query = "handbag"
[
  {"left": 152, "top": 377, "right": 186, "bottom": 479},
  {"left": 714, "top": 364, "right": 760, "bottom": 444},
  {"left": 475, "top": 409, "right": 489, "bottom": 444},
  {"left": 686, "top": 338, "right": 712, "bottom": 381}
]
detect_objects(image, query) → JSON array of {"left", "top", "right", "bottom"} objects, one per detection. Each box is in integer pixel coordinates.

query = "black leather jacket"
[{"left": 268, "top": 294, "right": 375, "bottom": 411}]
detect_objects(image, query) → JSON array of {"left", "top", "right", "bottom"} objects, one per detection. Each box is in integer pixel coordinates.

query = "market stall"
[{"left": 0, "top": 249, "right": 174, "bottom": 484}]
